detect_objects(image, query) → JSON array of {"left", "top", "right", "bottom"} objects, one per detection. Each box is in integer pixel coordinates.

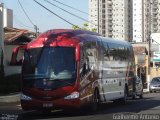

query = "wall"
[
  {"left": 4, "top": 45, "right": 17, "bottom": 65},
  {"left": 150, "top": 67, "right": 160, "bottom": 80}
]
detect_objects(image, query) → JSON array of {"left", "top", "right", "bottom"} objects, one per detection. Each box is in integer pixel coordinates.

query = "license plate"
[{"left": 43, "top": 103, "right": 53, "bottom": 107}]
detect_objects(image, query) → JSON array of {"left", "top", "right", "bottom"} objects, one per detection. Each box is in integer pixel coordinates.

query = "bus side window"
[
  {"left": 80, "top": 46, "right": 86, "bottom": 79},
  {"left": 80, "top": 43, "right": 92, "bottom": 79}
]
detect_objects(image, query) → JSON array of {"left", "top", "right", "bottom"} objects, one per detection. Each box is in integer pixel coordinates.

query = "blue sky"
[{"left": 2, "top": 0, "right": 88, "bottom": 32}]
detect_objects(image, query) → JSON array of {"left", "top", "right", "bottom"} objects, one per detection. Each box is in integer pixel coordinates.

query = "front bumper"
[
  {"left": 21, "top": 97, "right": 80, "bottom": 111},
  {"left": 150, "top": 86, "right": 160, "bottom": 91}
]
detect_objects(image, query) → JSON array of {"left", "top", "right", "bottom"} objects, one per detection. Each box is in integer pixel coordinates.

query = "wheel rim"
[{"left": 92, "top": 91, "right": 99, "bottom": 111}]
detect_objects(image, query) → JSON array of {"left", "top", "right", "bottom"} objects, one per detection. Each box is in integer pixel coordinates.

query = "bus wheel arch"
[{"left": 117, "top": 84, "right": 128, "bottom": 105}]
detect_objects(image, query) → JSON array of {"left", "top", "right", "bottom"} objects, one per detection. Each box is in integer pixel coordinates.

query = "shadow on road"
[{"left": 17, "top": 93, "right": 160, "bottom": 120}]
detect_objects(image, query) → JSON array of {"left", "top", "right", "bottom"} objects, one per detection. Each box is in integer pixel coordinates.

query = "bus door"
[
  {"left": 107, "top": 44, "right": 127, "bottom": 97},
  {"left": 101, "top": 41, "right": 112, "bottom": 100},
  {"left": 101, "top": 42, "right": 125, "bottom": 100},
  {"left": 79, "top": 41, "right": 97, "bottom": 102}
]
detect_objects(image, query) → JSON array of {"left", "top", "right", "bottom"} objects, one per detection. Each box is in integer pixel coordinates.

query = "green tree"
[
  {"left": 91, "top": 28, "right": 97, "bottom": 32},
  {"left": 72, "top": 23, "right": 97, "bottom": 32},
  {"left": 72, "top": 25, "right": 79, "bottom": 30}
]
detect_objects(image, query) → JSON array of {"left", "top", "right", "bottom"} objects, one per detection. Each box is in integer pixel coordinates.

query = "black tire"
[
  {"left": 139, "top": 94, "right": 143, "bottom": 99},
  {"left": 91, "top": 89, "right": 100, "bottom": 112},
  {"left": 119, "top": 87, "right": 127, "bottom": 104},
  {"left": 139, "top": 90, "right": 143, "bottom": 99},
  {"left": 150, "top": 90, "right": 152, "bottom": 93},
  {"left": 132, "top": 93, "right": 136, "bottom": 100}
]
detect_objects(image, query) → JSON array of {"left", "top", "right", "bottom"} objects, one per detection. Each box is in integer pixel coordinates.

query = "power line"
[
  {"left": 18, "top": 0, "right": 34, "bottom": 26},
  {"left": 44, "top": 0, "right": 135, "bottom": 34},
  {"left": 52, "top": 0, "right": 89, "bottom": 15},
  {"left": 14, "top": 14, "right": 33, "bottom": 29},
  {"left": 152, "top": 39, "right": 160, "bottom": 45},
  {"left": 33, "top": 0, "right": 79, "bottom": 28},
  {"left": 44, "top": 0, "right": 97, "bottom": 26},
  {"left": 44, "top": 0, "right": 134, "bottom": 33},
  {"left": 33, "top": 0, "right": 146, "bottom": 40},
  {"left": 18, "top": 0, "right": 39, "bottom": 37}
]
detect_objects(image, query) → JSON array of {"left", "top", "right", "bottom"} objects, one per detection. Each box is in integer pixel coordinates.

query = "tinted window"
[
  {"left": 22, "top": 47, "right": 76, "bottom": 89},
  {"left": 80, "top": 41, "right": 97, "bottom": 79},
  {"left": 151, "top": 78, "right": 160, "bottom": 83},
  {"left": 108, "top": 43, "right": 129, "bottom": 61},
  {"left": 23, "top": 47, "right": 76, "bottom": 79}
]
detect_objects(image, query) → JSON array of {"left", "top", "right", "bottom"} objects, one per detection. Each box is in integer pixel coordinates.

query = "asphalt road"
[{"left": 0, "top": 93, "right": 160, "bottom": 120}]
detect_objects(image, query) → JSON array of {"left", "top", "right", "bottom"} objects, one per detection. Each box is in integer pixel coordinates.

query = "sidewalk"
[
  {"left": 0, "top": 93, "right": 20, "bottom": 103},
  {"left": 143, "top": 88, "right": 150, "bottom": 93}
]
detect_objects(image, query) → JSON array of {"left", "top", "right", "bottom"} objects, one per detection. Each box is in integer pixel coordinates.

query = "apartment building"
[
  {"left": 132, "top": 0, "right": 143, "bottom": 42},
  {"left": 111, "top": 0, "right": 132, "bottom": 41},
  {"left": 89, "top": 0, "right": 160, "bottom": 42},
  {"left": 150, "top": 0, "right": 160, "bottom": 33},
  {"left": 89, "top": 0, "right": 132, "bottom": 41},
  {"left": 89, "top": 0, "right": 98, "bottom": 32}
]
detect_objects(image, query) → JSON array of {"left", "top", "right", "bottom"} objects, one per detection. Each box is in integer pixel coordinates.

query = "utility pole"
[
  {"left": 147, "top": 0, "right": 152, "bottom": 91},
  {"left": 34, "top": 25, "right": 39, "bottom": 38},
  {"left": 0, "top": 3, "right": 4, "bottom": 77}
]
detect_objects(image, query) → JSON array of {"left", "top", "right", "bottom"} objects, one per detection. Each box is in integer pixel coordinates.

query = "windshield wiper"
[
  {"left": 49, "top": 79, "right": 74, "bottom": 86},
  {"left": 23, "top": 74, "right": 47, "bottom": 79}
]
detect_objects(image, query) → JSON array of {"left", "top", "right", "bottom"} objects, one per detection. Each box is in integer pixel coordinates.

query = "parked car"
[
  {"left": 132, "top": 76, "right": 143, "bottom": 99},
  {"left": 149, "top": 77, "right": 160, "bottom": 93}
]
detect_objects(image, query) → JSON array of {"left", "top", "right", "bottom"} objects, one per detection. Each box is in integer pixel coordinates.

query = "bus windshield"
[{"left": 22, "top": 47, "right": 76, "bottom": 89}]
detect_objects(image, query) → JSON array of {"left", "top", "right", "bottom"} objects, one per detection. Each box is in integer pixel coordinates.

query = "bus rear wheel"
[
  {"left": 119, "top": 87, "right": 128, "bottom": 104},
  {"left": 91, "top": 89, "right": 100, "bottom": 112}
]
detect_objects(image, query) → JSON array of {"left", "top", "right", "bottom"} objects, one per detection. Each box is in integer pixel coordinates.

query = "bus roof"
[
  {"left": 100, "top": 36, "right": 131, "bottom": 47},
  {"left": 26, "top": 29, "right": 100, "bottom": 48},
  {"left": 27, "top": 29, "right": 131, "bottom": 48}
]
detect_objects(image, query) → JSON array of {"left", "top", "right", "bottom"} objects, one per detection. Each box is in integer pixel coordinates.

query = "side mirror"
[{"left": 10, "top": 45, "right": 26, "bottom": 66}]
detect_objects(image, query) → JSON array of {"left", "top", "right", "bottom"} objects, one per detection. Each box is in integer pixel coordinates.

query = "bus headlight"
[
  {"left": 64, "top": 92, "right": 79, "bottom": 99},
  {"left": 20, "top": 93, "right": 32, "bottom": 101}
]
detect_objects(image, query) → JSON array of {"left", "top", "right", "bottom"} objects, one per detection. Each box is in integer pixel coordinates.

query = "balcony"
[
  {"left": 107, "top": 12, "right": 113, "bottom": 15},
  {"left": 152, "top": 12, "right": 158, "bottom": 15},
  {"left": 108, "top": 22, "right": 113, "bottom": 25},
  {"left": 108, "top": 33, "right": 113, "bottom": 36},
  {"left": 107, "top": 17, "right": 113, "bottom": 20},
  {"left": 107, "top": 1, "right": 112, "bottom": 5},
  {"left": 152, "top": 21, "right": 158, "bottom": 25},
  {"left": 107, "top": 27, "right": 113, "bottom": 31},
  {"left": 107, "top": 6, "right": 113, "bottom": 10}
]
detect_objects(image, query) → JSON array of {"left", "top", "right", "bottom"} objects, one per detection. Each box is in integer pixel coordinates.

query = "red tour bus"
[{"left": 20, "top": 29, "right": 135, "bottom": 111}]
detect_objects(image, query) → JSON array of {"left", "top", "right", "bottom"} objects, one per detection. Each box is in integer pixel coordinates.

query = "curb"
[{"left": 0, "top": 94, "right": 20, "bottom": 103}]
